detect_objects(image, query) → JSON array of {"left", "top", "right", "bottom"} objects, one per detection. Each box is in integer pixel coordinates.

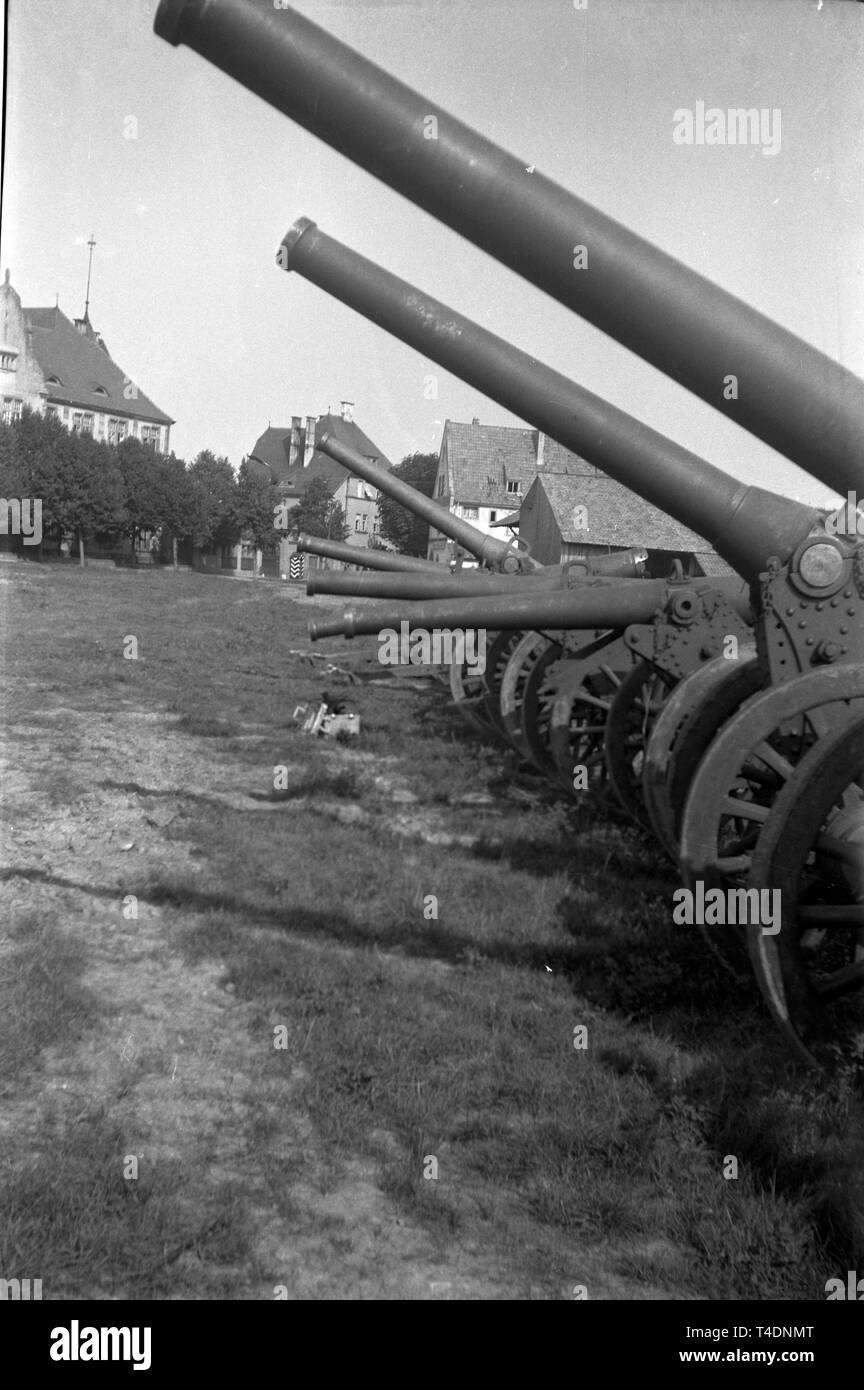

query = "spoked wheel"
[
  {"left": 449, "top": 639, "right": 500, "bottom": 738},
  {"left": 679, "top": 666, "right": 864, "bottom": 976},
  {"left": 517, "top": 640, "right": 566, "bottom": 774},
  {"left": 544, "top": 652, "right": 632, "bottom": 800},
  {"left": 518, "top": 632, "right": 597, "bottom": 775},
  {"left": 481, "top": 630, "right": 528, "bottom": 742},
  {"left": 749, "top": 715, "right": 864, "bottom": 1068},
  {"left": 642, "top": 651, "right": 761, "bottom": 858},
  {"left": 499, "top": 631, "right": 556, "bottom": 765},
  {"left": 603, "top": 660, "right": 676, "bottom": 826}
]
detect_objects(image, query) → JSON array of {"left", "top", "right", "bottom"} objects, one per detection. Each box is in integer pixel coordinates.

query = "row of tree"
[{"left": 0, "top": 409, "right": 440, "bottom": 564}]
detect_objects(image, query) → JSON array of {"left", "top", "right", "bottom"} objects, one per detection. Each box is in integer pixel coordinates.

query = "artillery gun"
[
  {"left": 295, "top": 533, "right": 443, "bottom": 576},
  {"left": 278, "top": 231, "right": 762, "bottom": 818},
  {"left": 308, "top": 430, "right": 749, "bottom": 799},
  {"left": 305, "top": 430, "right": 653, "bottom": 743},
  {"left": 155, "top": 0, "right": 864, "bottom": 1066}
]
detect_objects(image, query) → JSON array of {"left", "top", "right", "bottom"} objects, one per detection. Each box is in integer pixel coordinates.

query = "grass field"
[{"left": 1, "top": 561, "right": 862, "bottom": 1300}]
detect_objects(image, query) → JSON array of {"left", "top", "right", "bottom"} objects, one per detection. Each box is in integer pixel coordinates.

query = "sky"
[{"left": 1, "top": 0, "right": 862, "bottom": 506}]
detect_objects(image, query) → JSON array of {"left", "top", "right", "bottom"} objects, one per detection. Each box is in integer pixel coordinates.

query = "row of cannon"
[{"left": 155, "top": 0, "right": 864, "bottom": 1069}]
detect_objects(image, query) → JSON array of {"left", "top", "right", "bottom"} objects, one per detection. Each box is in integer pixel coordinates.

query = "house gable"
[{"left": 23, "top": 305, "right": 173, "bottom": 425}]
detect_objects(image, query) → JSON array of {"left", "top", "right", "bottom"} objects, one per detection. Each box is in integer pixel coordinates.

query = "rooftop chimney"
[
  {"left": 303, "top": 415, "right": 316, "bottom": 467},
  {"left": 340, "top": 400, "right": 354, "bottom": 423},
  {"left": 536, "top": 430, "right": 546, "bottom": 469},
  {"left": 472, "top": 417, "right": 480, "bottom": 425},
  {"left": 288, "top": 415, "right": 302, "bottom": 468}
]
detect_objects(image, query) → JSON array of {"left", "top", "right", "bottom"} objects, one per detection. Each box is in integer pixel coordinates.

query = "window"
[
  {"left": 93, "top": 386, "right": 108, "bottom": 398},
  {"left": 46, "top": 374, "right": 63, "bottom": 387},
  {"left": 140, "top": 424, "right": 161, "bottom": 450},
  {"left": 106, "top": 417, "right": 128, "bottom": 444},
  {"left": 354, "top": 517, "right": 362, "bottom": 532},
  {"left": 2, "top": 397, "right": 23, "bottom": 424},
  {"left": 360, "top": 514, "right": 368, "bottom": 532},
  {"left": 72, "top": 412, "right": 94, "bottom": 435},
  {"left": 373, "top": 517, "right": 380, "bottom": 533},
  {"left": 45, "top": 404, "right": 60, "bottom": 418},
  {"left": 463, "top": 506, "right": 478, "bottom": 520},
  {"left": 0, "top": 351, "right": 17, "bottom": 371},
  {"left": 506, "top": 480, "right": 522, "bottom": 495},
  {"left": 489, "top": 511, "right": 498, "bottom": 523}
]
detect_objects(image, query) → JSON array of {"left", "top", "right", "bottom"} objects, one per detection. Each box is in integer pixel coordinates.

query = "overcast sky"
[{"left": 2, "top": 0, "right": 862, "bottom": 504}]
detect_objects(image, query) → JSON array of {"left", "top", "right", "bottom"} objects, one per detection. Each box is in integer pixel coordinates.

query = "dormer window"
[
  {"left": 46, "top": 374, "right": 63, "bottom": 387},
  {"left": 93, "top": 385, "right": 108, "bottom": 398},
  {"left": 506, "top": 480, "right": 522, "bottom": 495}
]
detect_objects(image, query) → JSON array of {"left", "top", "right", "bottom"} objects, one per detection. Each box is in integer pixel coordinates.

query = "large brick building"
[{"left": 0, "top": 270, "right": 173, "bottom": 451}]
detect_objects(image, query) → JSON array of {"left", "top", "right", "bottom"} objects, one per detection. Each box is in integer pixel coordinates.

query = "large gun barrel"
[
  {"left": 316, "top": 431, "right": 531, "bottom": 572},
  {"left": 308, "top": 578, "right": 751, "bottom": 642},
  {"left": 306, "top": 552, "right": 647, "bottom": 601},
  {"left": 155, "top": 0, "right": 864, "bottom": 494},
  {"left": 313, "top": 431, "right": 645, "bottom": 579},
  {"left": 293, "top": 223, "right": 815, "bottom": 583},
  {"left": 308, "top": 570, "right": 552, "bottom": 601},
  {"left": 296, "top": 533, "right": 440, "bottom": 574}
]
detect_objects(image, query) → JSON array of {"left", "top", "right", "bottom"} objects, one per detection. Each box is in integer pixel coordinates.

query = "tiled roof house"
[
  {"left": 428, "top": 418, "right": 734, "bottom": 577},
  {"left": 246, "top": 401, "right": 391, "bottom": 550},
  {"left": 1, "top": 270, "right": 173, "bottom": 452}
]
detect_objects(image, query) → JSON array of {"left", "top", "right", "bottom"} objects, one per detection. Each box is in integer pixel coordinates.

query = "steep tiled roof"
[
  {"left": 23, "top": 306, "right": 172, "bottom": 424},
  {"left": 535, "top": 473, "right": 734, "bottom": 570},
  {"left": 443, "top": 421, "right": 597, "bottom": 506},
  {"left": 248, "top": 414, "right": 392, "bottom": 495},
  {"left": 247, "top": 426, "right": 293, "bottom": 474},
  {"left": 443, "top": 419, "right": 733, "bottom": 572}
]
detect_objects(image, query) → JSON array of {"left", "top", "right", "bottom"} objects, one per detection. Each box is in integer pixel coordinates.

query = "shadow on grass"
[
  {"left": 679, "top": 1053, "right": 864, "bottom": 1271},
  {"left": 0, "top": 863, "right": 759, "bottom": 1048}
]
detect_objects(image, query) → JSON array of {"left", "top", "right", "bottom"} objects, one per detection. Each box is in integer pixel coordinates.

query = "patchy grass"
[
  {"left": 0, "top": 563, "right": 862, "bottom": 1299},
  {"left": 0, "top": 1107, "right": 255, "bottom": 1299},
  {"left": 0, "top": 911, "right": 99, "bottom": 1090}
]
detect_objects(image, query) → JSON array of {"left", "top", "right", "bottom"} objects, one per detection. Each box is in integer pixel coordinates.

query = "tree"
[
  {"left": 157, "top": 453, "right": 197, "bottom": 568},
  {"left": 376, "top": 452, "right": 439, "bottom": 556},
  {"left": 187, "top": 450, "right": 238, "bottom": 554},
  {"left": 24, "top": 415, "right": 125, "bottom": 565},
  {"left": 116, "top": 438, "right": 165, "bottom": 542},
  {"left": 0, "top": 419, "right": 28, "bottom": 500},
  {"left": 234, "top": 460, "right": 280, "bottom": 576},
  {"left": 286, "top": 476, "right": 348, "bottom": 541}
]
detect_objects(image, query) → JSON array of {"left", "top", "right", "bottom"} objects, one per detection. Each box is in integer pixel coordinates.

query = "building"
[
  {"left": 426, "top": 419, "right": 543, "bottom": 564},
  {"left": 246, "top": 400, "right": 392, "bottom": 576},
  {"left": 428, "top": 418, "right": 733, "bottom": 577},
  {"left": 518, "top": 461, "right": 735, "bottom": 578},
  {"left": 0, "top": 270, "right": 173, "bottom": 452}
]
